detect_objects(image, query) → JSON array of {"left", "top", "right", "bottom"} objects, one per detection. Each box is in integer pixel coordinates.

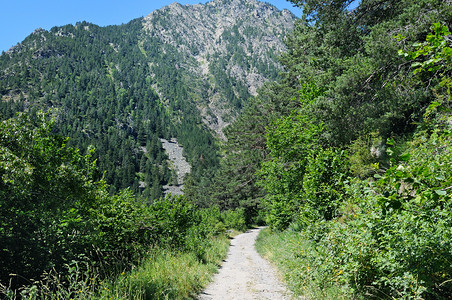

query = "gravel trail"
[{"left": 198, "top": 227, "right": 293, "bottom": 300}]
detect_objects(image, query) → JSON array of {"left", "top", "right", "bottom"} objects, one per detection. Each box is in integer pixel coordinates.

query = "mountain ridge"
[
  {"left": 0, "top": 0, "right": 296, "bottom": 194},
  {"left": 142, "top": 0, "right": 296, "bottom": 136}
]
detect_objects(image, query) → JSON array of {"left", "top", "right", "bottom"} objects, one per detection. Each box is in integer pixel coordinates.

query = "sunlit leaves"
[{"left": 399, "top": 23, "right": 452, "bottom": 75}]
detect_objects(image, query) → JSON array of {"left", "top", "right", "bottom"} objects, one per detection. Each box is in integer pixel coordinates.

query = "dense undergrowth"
[
  {"left": 255, "top": 20, "right": 452, "bottom": 300},
  {"left": 257, "top": 120, "right": 452, "bottom": 298},
  {"left": 9, "top": 237, "right": 229, "bottom": 300},
  {"left": 0, "top": 112, "right": 248, "bottom": 299}
]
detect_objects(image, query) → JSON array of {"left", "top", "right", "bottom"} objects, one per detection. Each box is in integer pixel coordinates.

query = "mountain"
[
  {"left": 143, "top": 0, "right": 296, "bottom": 136},
  {"left": 0, "top": 0, "right": 296, "bottom": 195}
]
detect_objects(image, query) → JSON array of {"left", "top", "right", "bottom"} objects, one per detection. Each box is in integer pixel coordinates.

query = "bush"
[
  {"left": 280, "top": 127, "right": 452, "bottom": 299},
  {"left": 0, "top": 112, "right": 227, "bottom": 295},
  {"left": 0, "top": 112, "right": 103, "bottom": 287},
  {"left": 221, "top": 208, "right": 247, "bottom": 232}
]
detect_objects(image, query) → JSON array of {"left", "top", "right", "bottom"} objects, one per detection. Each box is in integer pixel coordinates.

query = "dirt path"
[{"left": 198, "top": 227, "right": 293, "bottom": 300}]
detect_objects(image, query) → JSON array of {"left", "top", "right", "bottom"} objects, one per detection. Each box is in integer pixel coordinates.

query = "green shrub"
[
  {"left": 221, "top": 208, "right": 247, "bottom": 232},
  {"left": 270, "top": 126, "right": 452, "bottom": 299},
  {"left": 348, "top": 133, "right": 385, "bottom": 178},
  {"left": 0, "top": 112, "right": 103, "bottom": 287}
]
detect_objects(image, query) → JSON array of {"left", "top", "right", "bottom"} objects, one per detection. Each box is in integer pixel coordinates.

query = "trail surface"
[{"left": 198, "top": 227, "right": 293, "bottom": 300}]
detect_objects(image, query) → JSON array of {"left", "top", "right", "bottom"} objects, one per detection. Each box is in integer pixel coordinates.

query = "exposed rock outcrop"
[
  {"left": 143, "top": 0, "right": 297, "bottom": 137},
  {"left": 160, "top": 138, "right": 191, "bottom": 196}
]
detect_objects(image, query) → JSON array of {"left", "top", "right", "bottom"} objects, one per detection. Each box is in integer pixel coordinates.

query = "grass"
[
  {"left": 99, "top": 236, "right": 229, "bottom": 300},
  {"left": 11, "top": 235, "right": 230, "bottom": 300},
  {"left": 255, "top": 227, "right": 352, "bottom": 300}
]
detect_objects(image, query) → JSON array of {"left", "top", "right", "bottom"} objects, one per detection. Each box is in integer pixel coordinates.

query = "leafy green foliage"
[
  {"left": 0, "top": 112, "right": 101, "bottom": 286},
  {"left": 298, "top": 125, "right": 452, "bottom": 299},
  {"left": 347, "top": 133, "right": 386, "bottom": 178},
  {"left": 399, "top": 23, "right": 452, "bottom": 76},
  {"left": 280, "top": 0, "right": 451, "bottom": 145},
  {"left": 257, "top": 83, "right": 350, "bottom": 230},
  {"left": 221, "top": 208, "right": 247, "bottom": 232},
  {"left": 0, "top": 112, "right": 226, "bottom": 294},
  {"left": 257, "top": 121, "right": 452, "bottom": 298},
  {"left": 252, "top": 20, "right": 452, "bottom": 299}
]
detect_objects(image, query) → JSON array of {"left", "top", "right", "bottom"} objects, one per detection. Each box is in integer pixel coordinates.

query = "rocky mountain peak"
[{"left": 143, "top": 0, "right": 297, "bottom": 137}]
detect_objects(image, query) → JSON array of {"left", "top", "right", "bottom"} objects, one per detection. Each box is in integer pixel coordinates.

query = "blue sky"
[{"left": 0, "top": 0, "right": 302, "bottom": 53}]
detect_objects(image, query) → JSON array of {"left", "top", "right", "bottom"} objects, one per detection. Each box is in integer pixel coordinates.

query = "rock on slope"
[{"left": 160, "top": 138, "right": 191, "bottom": 196}]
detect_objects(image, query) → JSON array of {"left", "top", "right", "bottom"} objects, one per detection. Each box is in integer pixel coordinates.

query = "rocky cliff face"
[{"left": 142, "top": 0, "right": 296, "bottom": 136}]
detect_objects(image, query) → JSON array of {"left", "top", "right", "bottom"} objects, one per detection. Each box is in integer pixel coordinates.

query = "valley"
[{"left": 1, "top": 0, "right": 452, "bottom": 299}]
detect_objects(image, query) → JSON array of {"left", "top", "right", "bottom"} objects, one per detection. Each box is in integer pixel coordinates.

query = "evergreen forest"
[{"left": 1, "top": 0, "right": 452, "bottom": 299}]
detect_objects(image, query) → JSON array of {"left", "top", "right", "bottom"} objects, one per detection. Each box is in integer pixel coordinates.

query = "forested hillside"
[{"left": 0, "top": 0, "right": 295, "bottom": 197}]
